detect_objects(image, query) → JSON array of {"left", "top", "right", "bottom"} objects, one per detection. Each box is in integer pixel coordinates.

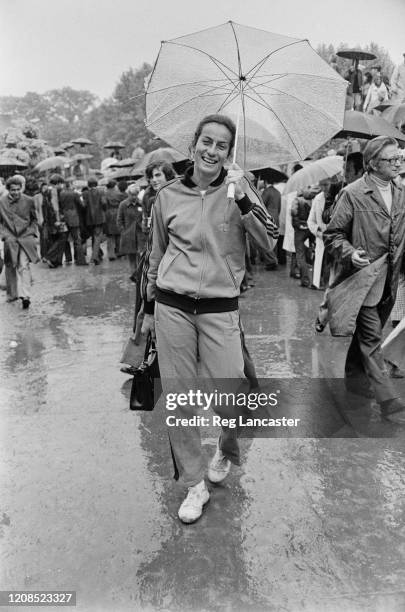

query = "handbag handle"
[{"left": 144, "top": 331, "right": 156, "bottom": 362}]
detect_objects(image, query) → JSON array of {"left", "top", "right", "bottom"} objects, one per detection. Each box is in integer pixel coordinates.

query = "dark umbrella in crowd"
[
  {"left": 59, "top": 142, "right": 75, "bottom": 150},
  {"left": 336, "top": 49, "right": 376, "bottom": 64},
  {"left": 104, "top": 141, "right": 125, "bottom": 150},
  {"left": 336, "top": 111, "right": 405, "bottom": 142},
  {"left": 381, "top": 104, "right": 405, "bottom": 130},
  {"left": 0, "top": 157, "right": 28, "bottom": 178},
  {"left": 71, "top": 138, "right": 93, "bottom": 148},
  {"left": 251, "top": 165, "right": 288, "bottom": 184},
  {"left": 108, "top": 158, "right": 136, "bottom": 169}
]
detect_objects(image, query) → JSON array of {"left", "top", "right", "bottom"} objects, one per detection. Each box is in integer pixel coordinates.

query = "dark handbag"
[
  {"left": 305, "top": 237, "right": 316, "bottom": 265},
  {"left": 129, "top": 333, "right": 160, "bottom": 411}
]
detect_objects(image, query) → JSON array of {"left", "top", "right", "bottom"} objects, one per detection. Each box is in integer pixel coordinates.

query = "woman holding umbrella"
[{"left": 141, "top": 114, "right": 278, "bottom": 523}]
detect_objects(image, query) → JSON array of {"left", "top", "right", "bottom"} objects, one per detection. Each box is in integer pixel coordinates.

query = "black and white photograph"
[{"left": 1, "top": 0, "right": 405, "bottom": 610}]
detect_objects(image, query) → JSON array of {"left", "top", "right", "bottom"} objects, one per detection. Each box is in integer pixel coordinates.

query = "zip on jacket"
[{"left": 142, "top": 167, "right": 278, "bottom": 313}]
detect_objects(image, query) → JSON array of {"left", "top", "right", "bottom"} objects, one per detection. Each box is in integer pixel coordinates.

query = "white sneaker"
[
  {"left": 178, "top": 480, "right": 210, "bottom": 523},
  {"left": 208, "top": 445, "right": 231, "bottom": 483}
]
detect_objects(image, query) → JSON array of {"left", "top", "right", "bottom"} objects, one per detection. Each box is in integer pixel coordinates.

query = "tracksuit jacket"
[{"left": 142, "top": 166, "right": 278, "bottom": 314}]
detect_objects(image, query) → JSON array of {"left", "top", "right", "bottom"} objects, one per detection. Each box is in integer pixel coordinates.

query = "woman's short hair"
[
  {"left": 117, "top": 180, "right": 128, "bottom": 193},
  {"left": 191, "top": 114, "right": 236, "bottom": 154},
  {"left": 87, "top": 177, "right": 98, "bottom": 187},
  {"left": 363, "top": 136, "right": 398, "bottom": 171},
  {"left": 106, "top": 180, "right": 117, "bottom": 189}
]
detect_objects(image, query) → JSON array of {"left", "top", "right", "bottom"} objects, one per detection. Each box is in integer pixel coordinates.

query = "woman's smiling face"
[{"left": 192, "top": 122, "right": 232, "bottom": 180}]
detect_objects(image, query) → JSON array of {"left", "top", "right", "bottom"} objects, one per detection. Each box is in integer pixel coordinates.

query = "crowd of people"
[{"left": 330, "top": 53, "right": 405, "bottom": 115}]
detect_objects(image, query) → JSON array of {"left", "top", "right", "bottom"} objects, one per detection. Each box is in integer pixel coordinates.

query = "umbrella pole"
[
  {"left": 227, "top": 107, "right": 241, "bottom": 199},
  {"left": 341, "top": 138, "right": 350, "bottom": 189}
]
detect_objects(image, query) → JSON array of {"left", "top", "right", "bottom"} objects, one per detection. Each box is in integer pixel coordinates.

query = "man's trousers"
[{"left": 345, "top": 304, "right": 397, "bottom": 403}]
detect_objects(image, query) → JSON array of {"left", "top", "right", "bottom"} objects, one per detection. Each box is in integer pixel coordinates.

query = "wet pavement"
[{"left": 1, "top": 258, "right": 405, "bottom": 612}]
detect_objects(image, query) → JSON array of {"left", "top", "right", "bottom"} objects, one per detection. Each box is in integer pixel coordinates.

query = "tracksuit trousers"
[{"left": 155, "top": 301, "right": 246, "bottom": 487}]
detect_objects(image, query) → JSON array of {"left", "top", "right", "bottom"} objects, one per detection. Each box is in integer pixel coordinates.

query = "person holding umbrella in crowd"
[{"left": 141, "top": 114, "right": 278, "bottom": 523}]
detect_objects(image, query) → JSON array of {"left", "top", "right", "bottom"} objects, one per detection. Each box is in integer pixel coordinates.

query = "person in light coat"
[{"left": 0, "top": 176, "right": 39, "bottom": 308}]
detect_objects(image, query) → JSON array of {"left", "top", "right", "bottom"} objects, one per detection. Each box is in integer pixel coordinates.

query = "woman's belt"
[{"left": 156, "top": 287, "right": 238, "bottom": 314}]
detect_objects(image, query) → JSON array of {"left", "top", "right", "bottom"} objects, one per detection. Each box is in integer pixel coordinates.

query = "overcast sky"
[{"left": 1, "top": 0, "right": 404, "bottom": 100}]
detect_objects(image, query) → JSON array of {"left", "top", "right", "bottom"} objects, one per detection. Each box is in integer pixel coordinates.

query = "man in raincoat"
[
  {"left": 324, "top": 136, "right": 405, "bottom": 423},
  {"left": 0, "top": 175, "right": 39, "bottom": 309}
]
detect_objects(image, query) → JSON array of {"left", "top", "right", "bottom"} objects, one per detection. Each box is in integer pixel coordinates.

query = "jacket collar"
[
  {"left": 181, "top": 164, "right": 227, "bottom": 189},
  {"left": 362, "top": 172, "right": 402, "bottom": 217}
]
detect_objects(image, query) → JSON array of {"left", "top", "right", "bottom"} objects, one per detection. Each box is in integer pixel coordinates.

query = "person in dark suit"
[
  {"left": 261, "top": 180, "right": 283, "bottom": 268},
  {"left": 82, "top": 178, "right": 107, "bottom": 265},
  {"left": 59, "top": 183, "right": 87, "bottom": 265}
]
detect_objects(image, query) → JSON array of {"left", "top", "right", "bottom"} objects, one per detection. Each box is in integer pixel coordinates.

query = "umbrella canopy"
[
  {"left": 284, "top": 156, "right": 343, "bottom": 194},
  {"left": 59, "top": 141, "right": 75, "bottom": 150},
  {"left": 112, "top": 158, "right": 136, "bottom": 168},
  {"left": 34, "top": 156, "right": 71, "bottom": 172},
  {"left": 71, "top": 137, "right": 93, "bottom": 147},
  {"left": 104, "top": 141, "right": 125, "bottom": 149},
  {"left": 132, "top": 147, "right": 188, "bottom": 175},
  {"left": 145, "top": 21, "right": 347, "bottom": 169},
  {"left": 335, "top": 110, "right": 405, "bottom": 141},
  {"left": 72, "top": 153, "right": 93, "bottom": 162},
  {"left": 336, "top": 50, "right": 376, "bottom": 61},
  {"left": 53, "top": 147, "right": 67, "bottom": 156},
  {"left": 251, "top": 165, "right": 288, "bottom": 183},
  {"left": 381, "top": 104, "right": 405, "bottom": 129},
  {"left": 107, "top": 168, "right": 133, "bottom": 180},
  {"left": 0, "top": 158, "right": 28, "bottom": 176}
]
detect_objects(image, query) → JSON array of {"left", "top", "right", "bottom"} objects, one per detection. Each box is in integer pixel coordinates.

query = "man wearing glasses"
[{"left": 324, "top": 136, "right": 405, "bottom": 423}]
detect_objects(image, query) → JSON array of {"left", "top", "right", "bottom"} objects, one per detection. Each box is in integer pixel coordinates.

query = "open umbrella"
[
  {"left": 34, "top": 156, "right": 71, "bottom": 172},
  {"left": 0, "top": 158, "right": 28, "bottom": 178},
  {"left": 59, "top": 141, "right": 75, "bottom": 150},
  {"left": 336, "top": 49, "right": 376, "bottom": 62},
  {"left": 132, "top": 147, "right": 188, "bottom": 175},
  {"left": 113, "top": 158, "right": 136, "bottom": 168},
  {"left": 104, "top": 141, "right": 125, "bottom": 150},
  {"left": 335, "top": 111, "right": 405, "bottom": 142},
  {"left": 284, "top": 156, "right": 343, "bottom": 194},
  {"left": 71, "top": 137, "right": 93, "bottom": 147},
  {"left": 251, "top": 165, "right": 288, "bottom": 184},
  {"left": 381, "top": 104, "right": 405, "bottom": 129},
  {"left": 71, "top": 153, "right": 93, "bottom": 162},
  {"left": 145, "top": 21, "right": 347, "bottom": 171}
]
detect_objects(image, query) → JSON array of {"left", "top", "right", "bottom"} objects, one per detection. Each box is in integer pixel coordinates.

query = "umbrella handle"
[
  {"left": 227, "top": 183, "right": 235, "bottom": 199},
  {"left": 227, "top": 106, "right": 241, "bottom": 200}
]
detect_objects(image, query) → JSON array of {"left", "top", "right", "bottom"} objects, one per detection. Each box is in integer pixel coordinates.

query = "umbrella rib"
[
  {"left": 229, "top": 20, "right": 243, "bottom": 78},
  {"left": 250, "top": 72, "right": 345, "bottom": 86},
  {"left": 147, "top": 78, "right": 233, "bottom": 96},
  {"left": 242, "top": 91, "right": 302, "bottom": 158},
  {"left": 244, "top": 39, "right": 307, "bottom": 84},
  {"left": 244, "top": 80, "right": 342, "bottom": 127},
  {"left": 217, "top": 87, "right": 242, "bottom": 112},
  {"left": 165, "top": 41, "right": 240, "bottom": 82},
  {"left": 146, "top": 84, "right": 236, "bottom": 126}
]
